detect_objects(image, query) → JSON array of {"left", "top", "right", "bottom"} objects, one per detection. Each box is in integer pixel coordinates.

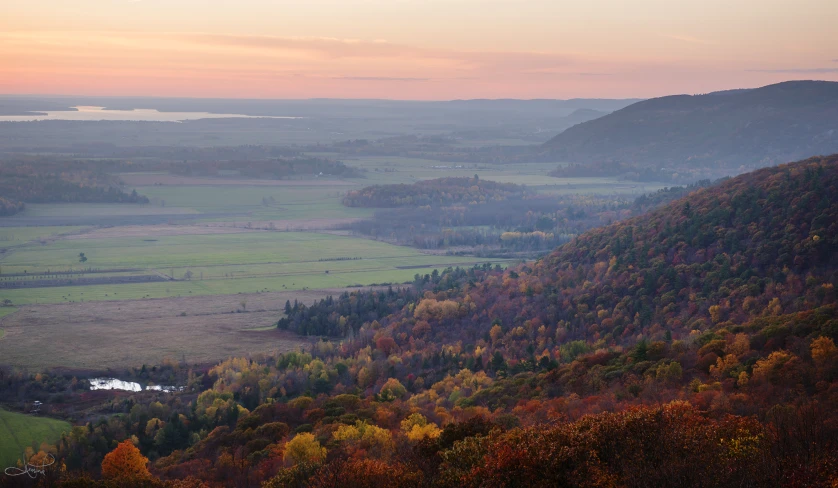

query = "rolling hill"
[
  {"left": 450, "top": 154, "right": 838, "bottom": 348},
  {"left": 543, "top": 81, "right": 838, "bottom": 178}
]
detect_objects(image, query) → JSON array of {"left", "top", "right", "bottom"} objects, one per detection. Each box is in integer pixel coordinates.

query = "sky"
[{"left": 2, "top": 0, "right": 837, "bottom": 100}]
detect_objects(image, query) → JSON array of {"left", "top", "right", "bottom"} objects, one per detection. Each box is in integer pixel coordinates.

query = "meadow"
[
  {"left": 0, "top": 157, "right": 665, "bottom": 228},
  {"left": 0, "top": 158, "right": 665, "bottom": 308},
  {"left": 0, "top": 407, "right": 70, "bottom": 469},
  {"left": 0, "top": 226, "right": 86, "bottom": 243},
  {"left": 0, "top": 289, "right": 330, "bottom": 370},
  {"left": 133, "top": 183, "right": 368, "bottom": 221},
  {"left": 0, "top": 230, "right": 506, "bottom": 305},
  {"left": 320, "top": 156, "right": 669, "bottom": 195}
]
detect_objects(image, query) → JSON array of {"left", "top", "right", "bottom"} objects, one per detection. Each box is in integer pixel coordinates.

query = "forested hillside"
[
  {"left": 543, "top": 81, "right": 838, "bottom": 179},
  {"left": 461, "top": 155, "right": 838, "bottom": 348},
  {"left": 11, "top": 155, "right": 838, "bottom": 487}
]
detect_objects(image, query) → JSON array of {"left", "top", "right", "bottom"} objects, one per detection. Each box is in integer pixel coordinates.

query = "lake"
[{"left": 0, "top": 105, "right": 298, "bottom": 122}]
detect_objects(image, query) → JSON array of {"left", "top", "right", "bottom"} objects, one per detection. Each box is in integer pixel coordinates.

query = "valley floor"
[{"left": 0, "top": 288, "right": 355, "bottom": 370}]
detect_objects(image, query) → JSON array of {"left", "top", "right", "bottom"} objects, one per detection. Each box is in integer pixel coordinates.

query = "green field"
[
  {"left": 124, "top": 160, "right": 669, "bottom": 221},
  {"left": 15, "top": 204, "right": 199, "bottom": 218},
  {"left": 0, "top": 226, "right": 86, "bottom": 244},
  {"left": 332, "top": 157, "right": 669, "bottom": 195},
  {"left": 0, "top": 231, "right": 510, "bottom": 304},
  {"left": 0, "top": 267, "right": 492, "bottom": 305},
  {"left": 0, "top": 408, "right": 70, "bottom": 468},
  {"left": 4, "top": 185, "right": 368, "bottom": 224},
  {"left": 2, "top": 161, "right": 669, "bottom": 227},
  {"left": 2, "top": 232, "right": 479, "bottom": 273},
  {"left": 341, "top": 156, "right": 565, "bottom": 186},
  {"left": 134, "top": 185, "right": 370, "bottom": 221},
  {"left": 0, "top": 163, "right": 665, "bottom": 308},
  {"left": 0, "top": 308, "right": 15, "bottom": 338}
]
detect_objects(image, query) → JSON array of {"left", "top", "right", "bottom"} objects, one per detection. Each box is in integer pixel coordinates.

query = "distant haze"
[{"left": 1, "top": 0, "right": 837, "bottom": 99}]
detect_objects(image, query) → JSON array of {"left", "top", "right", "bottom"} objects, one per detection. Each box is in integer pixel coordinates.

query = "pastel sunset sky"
[{"left": 2, "top": 0, "right": 837, "bottom": 99}]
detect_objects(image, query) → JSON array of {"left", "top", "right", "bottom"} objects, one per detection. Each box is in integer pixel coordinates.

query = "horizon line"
[{"left": 1, "top": 79, "right": 831, "bottom": 103}]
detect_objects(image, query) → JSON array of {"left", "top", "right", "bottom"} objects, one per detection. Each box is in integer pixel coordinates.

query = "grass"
[
  {"left": 0, "top": 407, "right": 70, "bottom": 468},
  {"left": 339, "top": 157, "right": 671, "bottom": 195},
  {"left": 0, "top": 231, "right": 510, "bottom": 304},
  {"left": 133, "top": 185, "right": 370, "bottom": 221},
  {"left": 0, "top": 265, "right": 501, "bottom": 305},
  {"left": 7, "top": 185, "right": 371, "bottom": 224},
  {"left": 2, "top": 232, "right": 470, "bottom": 272},
  {"left": 15, "top": 204, "right": 199, "bottom": 218},
  {"left": 0, "top": 160, "right": 661, "bottom": 308},
  {"left": 342, "top": 157, "right": 564, "bottom": 186},
  {"left": 2, "top": 162, "right": 670, "bottom": 228},
  {"left": 0, "top": 290, "right": 323, "bottom": 370},
  {"left": 0, "top": 307, "right": 16, "bottom": 339},
  {"left": 0, "top": 226, "right": 85, "bottom": 244}
]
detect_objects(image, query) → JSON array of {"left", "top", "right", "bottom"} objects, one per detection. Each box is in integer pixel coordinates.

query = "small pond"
[{"left": 88, "top": 378, "right": 183, "bottom": 392}]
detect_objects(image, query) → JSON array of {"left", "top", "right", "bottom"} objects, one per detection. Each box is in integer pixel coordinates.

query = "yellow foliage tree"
[
  {"left": 811, "top": 336, "right": 837, "bottom": 366},
  {"left": 414, "top": 299, "right": 461, "bottom": 321},
  {"left": 752, "top": 351, "right": 800, "bottom": 386},
  {"left": 489, "top": 324, "right": 504, "bottom": 343},
  {"left": 726, "top": 333, "right": 751, "bottom": 357},
  {"left": 708, "top": 305, "right": 723, "bottom": 324},
  {"left": 400, "top": 413, "right": 441, "bottom": 441},
  {"left": 333, "top": 421, "right": 393, "bottom": 452},
  {"left": 101, "top": 440, "right": 152, "bottom": 481},
  {"left": 283, "top": 433, "right": 326, "bottom": 465}
]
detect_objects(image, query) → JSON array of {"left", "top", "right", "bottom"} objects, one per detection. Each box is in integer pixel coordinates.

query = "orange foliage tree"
[{"left": 101, "top": 440, "right": 152, "bottom": 481}]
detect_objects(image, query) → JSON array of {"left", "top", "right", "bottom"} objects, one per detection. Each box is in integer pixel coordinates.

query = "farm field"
[
  {"left": 0, "top": 307, "right": 11, "bottom": 339},
  {"left": 0, "top": 226, "right": 86, "bottom": 244},
  {"left": 341, "top": 157, "right": 563, "bottom": 185},
  {"left": 133, "top": 183, "right": 369, "bottom": 221},
  {"left": 328, "top": 157, "right": 670, "bottom": 195},
  {"left": 0, "top": 158, "right": 658, "bottom": 307},
  {"left": 11, "top": 203, "right": 200, "bottom": 218},
  {"left": 0, "top": 267, "right": 477, "bottom": 305},
  {"left": 0, "top": 288, "right": 361, "bottom": 370},
  {"left": 0, "top": 230, "right": 508, "bottom": 304},
  {"left": 1, "top": 161, "right": 668, "bottom": 228},
  {"left": 0, "top": 184, "right": 368, "bottom": 226},
  {"left": 0, "top": 407, "right": 70, "bottom": 469},
  {"left": 2, "top": 232, "right": 427, "bottom": 272}
]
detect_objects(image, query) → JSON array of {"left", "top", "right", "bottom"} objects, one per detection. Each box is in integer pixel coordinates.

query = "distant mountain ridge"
[{"left": 543, "top": 81, "right": 838, "bottom": 176}]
